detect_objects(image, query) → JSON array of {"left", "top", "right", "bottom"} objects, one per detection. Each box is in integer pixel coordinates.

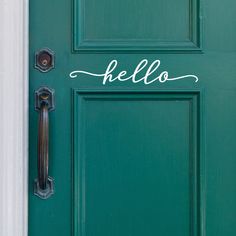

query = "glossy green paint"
[
  {"left": 73, "top": 0, "right": 201, "bottom": 51},
  {"left": 72, "top": 91, "right": 201, "bottom": 236},
  {"left": 29, "top": 0, "right": 236, "bottom": 235}
]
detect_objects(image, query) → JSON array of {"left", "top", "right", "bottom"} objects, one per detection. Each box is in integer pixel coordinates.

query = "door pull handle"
[{"left": 34, "top": 87, "right": 55, "bottom": 199}]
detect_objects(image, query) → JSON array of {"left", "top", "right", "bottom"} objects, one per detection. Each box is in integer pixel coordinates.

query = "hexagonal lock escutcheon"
[{"left": 35, "top": 48, "right": 54, "bottom": 72}]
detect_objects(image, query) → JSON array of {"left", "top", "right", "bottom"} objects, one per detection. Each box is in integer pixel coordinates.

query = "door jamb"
[{"left": 0, "top": 0, "right": 28, "bottom": 235}]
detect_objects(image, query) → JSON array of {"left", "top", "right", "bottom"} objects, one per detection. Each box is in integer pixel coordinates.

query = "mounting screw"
[{"left": 35, "top": 48, "right": 55, "bottom": 72}]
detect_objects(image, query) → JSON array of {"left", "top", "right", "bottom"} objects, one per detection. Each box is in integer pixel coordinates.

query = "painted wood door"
[{"left": 29, "top": 0, "right": 236, "bottom": 235}]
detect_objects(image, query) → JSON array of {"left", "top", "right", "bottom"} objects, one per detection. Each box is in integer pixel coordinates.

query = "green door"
[{"left": 29, "top": 0, "right": 236, "bottom": 235}]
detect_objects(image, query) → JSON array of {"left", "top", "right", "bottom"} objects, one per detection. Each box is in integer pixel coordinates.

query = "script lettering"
[{"left": 69, "top": 59, "right": 198, "bottom": 85}]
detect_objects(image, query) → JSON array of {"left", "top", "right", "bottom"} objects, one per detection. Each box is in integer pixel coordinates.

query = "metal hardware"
[
  {"left": 35, "top": 48, "right": 55, "bottom": 72},
  {"left": 34, "top": 87, "right": 55, "bottom": 199}
]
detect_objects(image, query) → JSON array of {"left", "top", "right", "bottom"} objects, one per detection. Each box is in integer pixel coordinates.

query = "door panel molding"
[
  {"left": 73, "top": 0, "right": 202, "bottom": 53},
  {"left": 72, "top": 89, "right": 204, "bottom": 236},
  {"left": 0, "top": 0, "right": 28, "bottom": 235}
]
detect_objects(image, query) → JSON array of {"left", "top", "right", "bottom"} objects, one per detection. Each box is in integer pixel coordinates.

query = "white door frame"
[{"left": 0, "top": 0, "right": 28, "bottom": 235}]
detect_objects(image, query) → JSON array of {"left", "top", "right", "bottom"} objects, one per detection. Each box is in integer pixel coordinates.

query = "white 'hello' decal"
[{"left": 70, "top": 59, "right": 198, "bottom": 85}]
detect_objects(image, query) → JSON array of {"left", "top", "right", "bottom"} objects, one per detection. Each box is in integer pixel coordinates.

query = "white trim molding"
[{"left": 0, "top": 0, "right": 28, "bottom": 235}]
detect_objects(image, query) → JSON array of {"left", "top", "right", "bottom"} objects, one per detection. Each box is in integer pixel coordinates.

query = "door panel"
[
  {"left": 73, "top": 0, "right": 200, "bottom": 51},
  {"left": 73, "top": 92, "right": 200, "bottom": 236},
  {"left": 29, "top": 0, "right": 236, "bottom": 235}
]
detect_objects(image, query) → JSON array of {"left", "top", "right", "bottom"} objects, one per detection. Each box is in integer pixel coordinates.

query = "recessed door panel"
[
  {"left": 73, "top": 0, "right": 201, "bottom": 51},
  {"left": 73, "top": 92, "right": 200, "bottom": 236}
]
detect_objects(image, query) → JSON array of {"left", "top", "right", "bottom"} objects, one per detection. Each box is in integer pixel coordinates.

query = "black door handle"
[{"left": 34, "top": 87, "right": 55, "bottom": 199}]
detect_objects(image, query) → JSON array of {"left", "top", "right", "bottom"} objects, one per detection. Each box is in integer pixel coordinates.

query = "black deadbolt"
[{"left": 35, "top": 48, "right": 54, "bottom": 72}]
